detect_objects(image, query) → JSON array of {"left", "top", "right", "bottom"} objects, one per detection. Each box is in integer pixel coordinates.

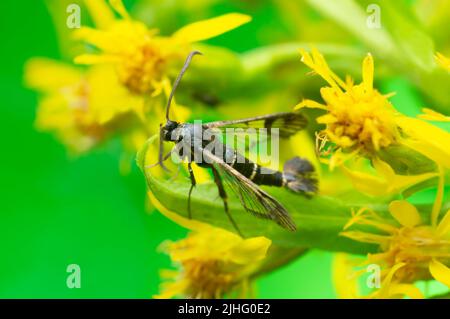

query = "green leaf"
[
  {"left": 378, "top": 0, "right": 435, "bottom": 71},
  {"left": 378, "top": 145, "right": 437, "bottom": 175},
  {"left": 138, "top": 136, "right": 382, "bottom": 255},
  {"left": 305, "top": 0, "right": 399, "bottom": 59},
  {"left": 306, "top": 0, "right": 450, "bottom": 114}
]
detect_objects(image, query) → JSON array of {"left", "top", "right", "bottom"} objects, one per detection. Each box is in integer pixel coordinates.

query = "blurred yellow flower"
[
  {"left": 25, "top": 58, "right": 146, "bottom": 153},
  {"left": 368, "top": 263, "right": 424, "bottom": 299},
  {"left": 341, "top": 195, "right": 450, "bottom": 293},
  {"left": 75, "top": 0, "right": 251, "bottom": 95},
  {"left": 148, "top": 192, "right": 271, "bottom": 299},
  {"left": 332, "top": 255, "right": 423, "bottom": 299},
  {"left": 418, "top": 108, "right": 450, "bottom": 122},
  {"left": 436, "top": 52, "right": 450, "bottom": 72},
  {"left": 332, "top": 253, "right": 360, "bottom": 298}
]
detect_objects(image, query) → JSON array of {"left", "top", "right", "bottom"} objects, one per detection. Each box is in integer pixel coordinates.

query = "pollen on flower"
[
  {"left": 297, "top": 49, "right": 399, "bottom": 155},
  {"left": 168, "top": 245, "right": 237, "bottom": 298},
  {"left": 117, "top": 38, "right": 169, "bottom": 94},
  {"left": 74, "top": 21, "right": 183, "bottom": 95}
]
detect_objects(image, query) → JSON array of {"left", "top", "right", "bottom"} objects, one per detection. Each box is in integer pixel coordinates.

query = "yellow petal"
[
  {"left": 388, "top": 200, "right": 421, "bottom": 227},
  {"left": 436, "top": 210, "right": 450, "bottom": 237},
  {"left": 340, "top": 231, "right": 391, "bottom": 245},
  {"left": 376, "top": 263, "right": 406, "bottom": 298},
  {"left": 436, "top": 52, "right": 450, "bottom": 72},
  {"left": 431, "top": 168, "right": 445, "bottom": 227},
  {"left": 74, "top": 54, "right": 120, "bottom": 65},
  {"left": 341, "top": 165, "right": 437, "bottom": 196},
  {"left": 294, "top": 99, "right": 328, "bottom": 111},
  {"left": 418, "top": 108, "right": 450, "bottom": 122},
  {"left": 372, "top": 158, "right": 437, "bottom": 194},
  {"left": 109, "top": 0, "right": 130, "bottom": 19},
  {"left": 332, "top": 253, "right": 360, "bottom": 298},
  {"left": 340, "top": 163, "right": 387, "bottom": 196},
  {"left": 154, "top": 280, "right": 189, "bottom": 299},
  {"left": 388, "top": 284, "right": 423, "bottom": 299},
  {"left": 73, "top": 26, "right": 124, "bottom": 52},
  {"left": 87, "top": 64, "right": 142, "bottom": 123},
  {"left": 429, "top": 259, "right": 450, "bottom": 288},
  {"left": 341, "top": 159, "right": 436, "bottom": 197},
  {"left": 362, "top": 53, "right": 374, "bottom": 92},
  {"left": 24, "top": 58, "right": 82, "bottom": 91},
  {"left": 396, "top": 116, "right": 450, "bottom": 169},
  {"left": 317, "top": 113, "right": 338, "bottom": 124},
  {"left": 299, "top": 48, "right": 346, "bottom": 90},
  {"left": 172, "top": 13, "right": 251, "bottom": 43},
  {"left": 84, "top": 0, "right": 116, "bottom": 29}
]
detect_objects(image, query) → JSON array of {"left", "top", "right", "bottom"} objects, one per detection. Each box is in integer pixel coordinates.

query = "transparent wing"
[
  {"left": 200, "top": 147, "right": 297, "bottom": 231},
  {"left": 203, "top": 112, "right": 307, "bottom": 138}
]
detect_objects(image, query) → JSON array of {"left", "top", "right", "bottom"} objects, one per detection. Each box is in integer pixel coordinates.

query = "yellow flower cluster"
[
  {"left": 149, "top": 192, "right": 271, "bottom": 299},
  {"left": 338, "top": 197, "right": 450, "bottom": 298},
  {"left": 296, "top": 48, "right": 450, "bottom": 198}
]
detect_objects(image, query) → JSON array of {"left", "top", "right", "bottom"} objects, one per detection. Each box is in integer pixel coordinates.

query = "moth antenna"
[{"left": 165, "top": 50, "right": 202, "bottom": 121}]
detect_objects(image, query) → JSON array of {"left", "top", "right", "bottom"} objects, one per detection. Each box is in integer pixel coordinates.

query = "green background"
[{"left": 0, "top": 0, "right": 338, "bottom": 298}]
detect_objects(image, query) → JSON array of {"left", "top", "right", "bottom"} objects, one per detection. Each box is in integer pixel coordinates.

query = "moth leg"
[
  {"left": 187, "top": 162, "right": 196, "bottom": 219},
  {"left": 145, "top": 149, "right": 173, "bottom": 169},
  {"left": 211, "top": 166, "right": 243, "bottom": 237},
  {"left": 168, "top": 164, "right": 182, "bottom": 182}
]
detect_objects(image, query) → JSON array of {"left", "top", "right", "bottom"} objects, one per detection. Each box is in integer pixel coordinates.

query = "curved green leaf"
[{"left": 137, "top": 136, "right": 384, "bottom": 255}]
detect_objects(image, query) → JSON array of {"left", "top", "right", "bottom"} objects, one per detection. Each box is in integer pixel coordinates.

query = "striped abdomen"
[
  {"left": 229, "top": 151, "right": 284, "bottom": 187},
  {"left": 194, "top": 142, "right": 317, "bottom": 194}
]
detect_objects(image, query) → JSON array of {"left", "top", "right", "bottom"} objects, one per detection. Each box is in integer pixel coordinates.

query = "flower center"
[
  {"left": 382, "top": 226, "right": 450, "bottom": 282},
  {"left": 183, "top": 259, "right": 236, "bottom": 298},
  {"left": 117, "top": 38, "right": 167, "bottom": 94},
  {"left": 320, "top": 84, "right": 398, "bottom": 153}
]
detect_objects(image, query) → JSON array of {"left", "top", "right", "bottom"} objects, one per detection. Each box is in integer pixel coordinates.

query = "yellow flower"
[
  {"left": 436, "top": 52, "right": 450, "bottom": 72},
  {"left": 74, "top": 0, "right": 251, "bottom": 95},
  {"left": 25, "top": 58, "right": 146, "bottom": 153},
  {"left": 368, "top": 263, "right": 424, "bottom": 299},
  {"left": 332, "top": 253, "right": 361, "bottom": 298},
  {"left": 296, "top": 48, "right": 450, "bottom": 168},
  {"left": 340, "top": 196, "right": 450, "bottom": 293},
  {"left": 418, "top": 108, "right": 450, "bottom": 122},
  {"left": 148, "top": 192, "right": 271, "bottom": 299},
  {"left": 295, "top": 48, "right": 450, "bottom": 196},
  {"left": 340, "top": 157, "right": 438, "bottom": 197},
  {"left": 296, "top": 48, "right": 398, "bottom": 156},
  {"left": 332, "top": 254, "right": 423, "bottom": 299}
]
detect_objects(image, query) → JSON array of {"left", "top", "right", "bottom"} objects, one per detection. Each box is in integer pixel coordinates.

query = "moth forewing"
[
  {"left": 204, "top": 111, "right": 308, "bottom": 138},
  {"left": 200, "top": 147, "right": 297, "bottom": 232}
]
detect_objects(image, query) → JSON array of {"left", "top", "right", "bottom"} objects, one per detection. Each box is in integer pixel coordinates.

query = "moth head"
[{"left": 161, "top": 120, "right": 179, "bottom": 141}]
